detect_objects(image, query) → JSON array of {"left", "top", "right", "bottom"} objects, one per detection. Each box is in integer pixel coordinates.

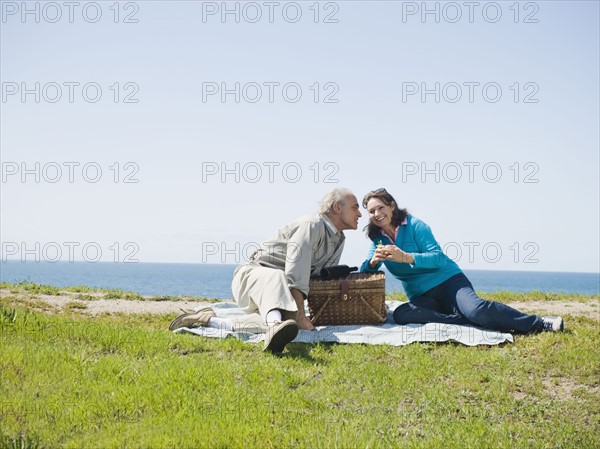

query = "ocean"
[{"left": 1, "top": 261, "right": 598, "bottom": 298}]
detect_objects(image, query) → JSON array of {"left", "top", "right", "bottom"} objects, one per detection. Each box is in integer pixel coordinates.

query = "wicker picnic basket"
[{"left": 307, "top": 272, "right": 387, "bottom": 326}]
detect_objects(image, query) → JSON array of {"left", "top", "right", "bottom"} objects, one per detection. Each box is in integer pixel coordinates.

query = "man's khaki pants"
[{"left": 231, "top": 264, "right": 298, "bottom": 333}]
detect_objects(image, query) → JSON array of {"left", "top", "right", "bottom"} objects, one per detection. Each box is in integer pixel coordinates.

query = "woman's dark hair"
[{"left": 362, "top": 188, "right": 409, "bottom": 241}]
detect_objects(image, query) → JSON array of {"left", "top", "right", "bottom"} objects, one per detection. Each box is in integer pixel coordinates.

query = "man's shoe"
[
  {"left": 541, "top": 316, "right": 564, "bottom": 332},
  {"left": 169, "top": 307, "right": 216, "bottom": 331},
  {"left": 263, "top": 320, "right": 299, "bottom": 354}
]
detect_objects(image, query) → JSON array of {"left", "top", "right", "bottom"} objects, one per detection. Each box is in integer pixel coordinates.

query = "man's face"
[{"left": 337, "top": 194, "right": 362, "bottom": 230}]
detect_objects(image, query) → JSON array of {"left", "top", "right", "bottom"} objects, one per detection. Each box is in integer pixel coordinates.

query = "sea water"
[{"left": 1, "top": 261, "right": 598, "bottom": 299}]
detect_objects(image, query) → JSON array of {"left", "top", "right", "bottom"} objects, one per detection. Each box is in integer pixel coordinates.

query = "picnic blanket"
[{"left": 175, "top": 301, "right": 514, "bottom": 346}]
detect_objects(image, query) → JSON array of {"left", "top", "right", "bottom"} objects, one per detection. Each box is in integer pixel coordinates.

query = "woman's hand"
[
  {"left": 369, "top": 248, "right": 387, "bottom": 268},
  {"left": 372, "top": 244, "right": 414, "bottom": 265}
]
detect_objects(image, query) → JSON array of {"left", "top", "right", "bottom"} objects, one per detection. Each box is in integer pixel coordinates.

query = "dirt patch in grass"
[
  {"left": 2, "top": 287, "right": 598, "bottom": 320},
  {"left": 0, "top": 290, "right": 218, "bottom": 315},
  {"left": 505, "top": 300, "right": 599, "bottom": 320},
  {"left": 542, "top": 378, "right": 600, "bottom": 399}
]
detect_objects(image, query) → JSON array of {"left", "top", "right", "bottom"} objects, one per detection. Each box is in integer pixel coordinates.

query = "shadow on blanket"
[{"left": 174, "top": 301, "right": 514, "bottom": 347}]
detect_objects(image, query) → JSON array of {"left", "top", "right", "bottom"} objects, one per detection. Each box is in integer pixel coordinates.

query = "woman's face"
[{"left": 366, "top": 197, "right": 395, "bottom": 229}]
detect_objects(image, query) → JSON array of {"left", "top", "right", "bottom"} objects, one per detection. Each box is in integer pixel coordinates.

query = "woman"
[{"left": 360, "top": 188, "right": 563, "bottom": 333}]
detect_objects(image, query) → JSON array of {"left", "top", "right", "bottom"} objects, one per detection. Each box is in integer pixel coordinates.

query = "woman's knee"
[
  {"left": 462, "top": 299, "right": 497, "bottom": 326},
  {"left": 393, "top": 303, "right": 414, "bottom": 324}
]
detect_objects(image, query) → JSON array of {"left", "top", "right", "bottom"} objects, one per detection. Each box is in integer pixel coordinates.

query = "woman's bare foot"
[{"left": 296, "top": 313, "right": 315, "bottom": 331}]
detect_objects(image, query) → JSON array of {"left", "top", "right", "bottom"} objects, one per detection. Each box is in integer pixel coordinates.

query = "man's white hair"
[{"left": 319, "top": 188, "right": 354, "bottom": 216}]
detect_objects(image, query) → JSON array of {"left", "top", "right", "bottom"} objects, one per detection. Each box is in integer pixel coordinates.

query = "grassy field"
[{"left": 1, "top": 284, "right": 598, "bottom": 449}]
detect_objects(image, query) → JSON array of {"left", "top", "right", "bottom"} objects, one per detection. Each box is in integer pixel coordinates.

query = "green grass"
[
  {"left": 64, "top": 301, "right": 88, "bottom": 311},
  {"left": 0, "top": 281, "right": 214, "bottom": 302},
  {"left": 386, "top": 290, "right": 599, "bottom": 303},
  {"left": 0, "top": 281, "right": 62, "bottom": 296},
  {"left": 0, "top": 290, "right": 598, "bottom": 448}
]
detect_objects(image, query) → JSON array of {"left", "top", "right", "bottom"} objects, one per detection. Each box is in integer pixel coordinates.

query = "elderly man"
[{"left": 169, "top": 188, "right": 362, "bottom": 354}]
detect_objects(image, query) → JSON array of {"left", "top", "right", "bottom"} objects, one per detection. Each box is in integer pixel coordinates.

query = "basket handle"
[
  {"left": 355, "top": 294, "right": 387, "bottom": 322},
  {"left": 310, "top": 295, "right": 333, "bottom": 324}
]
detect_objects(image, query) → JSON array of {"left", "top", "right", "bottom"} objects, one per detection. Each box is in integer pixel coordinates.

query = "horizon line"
[{"left": 1, "top": 259, "right": 599, "bottom": 276}]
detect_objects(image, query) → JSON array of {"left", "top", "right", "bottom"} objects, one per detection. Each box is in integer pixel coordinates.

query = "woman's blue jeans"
[{"left": 392, "top": 273, "right": 544, "bottom": 333}]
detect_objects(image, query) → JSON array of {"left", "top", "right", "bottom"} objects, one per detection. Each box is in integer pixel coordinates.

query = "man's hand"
[
  {"left": 295, "top": 312, "right": 316, "bottom": 331},
  {"left": 291, "top": 287, "right": 315, "bottom": 331}
]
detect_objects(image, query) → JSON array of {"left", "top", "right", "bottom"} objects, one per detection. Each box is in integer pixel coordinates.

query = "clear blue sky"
[{"left": 1, "top": 1, "right": 598, "bottom": 273}]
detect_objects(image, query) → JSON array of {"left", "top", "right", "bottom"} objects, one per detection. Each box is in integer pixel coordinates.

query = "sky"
[{"left": 1, "top": 1, "right": 599, "bottom": 273}]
